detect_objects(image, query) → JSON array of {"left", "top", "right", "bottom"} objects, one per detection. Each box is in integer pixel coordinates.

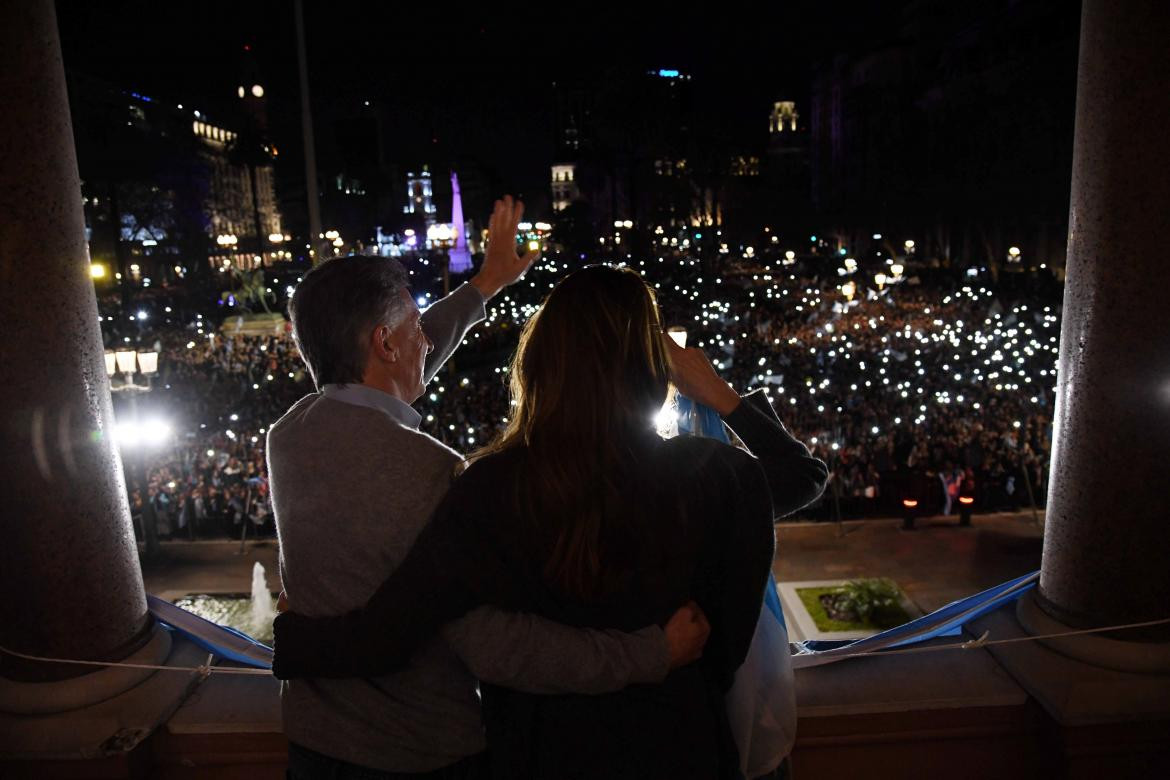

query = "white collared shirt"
[{"left": 321, "top": 383, "right": 422, "bottom": 430}]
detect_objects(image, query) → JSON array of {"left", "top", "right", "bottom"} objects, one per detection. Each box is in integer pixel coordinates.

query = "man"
[{"left": 270, "top": 197, "right": 709, "bottom": 779}]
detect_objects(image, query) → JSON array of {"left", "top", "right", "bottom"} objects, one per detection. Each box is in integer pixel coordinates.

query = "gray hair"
[{"left": 288, "top": 254, "right": 411, "bottom": 388}]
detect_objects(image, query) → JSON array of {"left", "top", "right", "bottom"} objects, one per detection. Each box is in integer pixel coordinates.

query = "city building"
[
  {"left": 548, "top": 69, "right": 810, "bottom": 243},
  {"left": 68, "top": 72, "right": 286, "bottom": 284},
  {"left": 549, "top": 67, "right": 703, "bottom": 237},
  {"left": 808, "top": 0, "right": 1080, "bottom": 270},
  {"left": 315, "top": 97, "right": 401, "bottom": 252},
  {"left": 192, "top": 116, "right": 285, "bottom": 271},
  {"left": 550, "top": 163, "right": 578, "bottom": 212},
  {"left": 762, "top": 99, "right": 812, "bottom": 236},
  {"left": 403, "top": 167, "right": 437, "bottom": 225},
  {"left": 769, "top": 100, "right": 799, "bottom": 134}
]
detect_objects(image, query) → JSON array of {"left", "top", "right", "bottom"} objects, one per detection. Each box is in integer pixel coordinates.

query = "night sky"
[{"left": 57, "top": 2, "right": 895, "bottom": 199}]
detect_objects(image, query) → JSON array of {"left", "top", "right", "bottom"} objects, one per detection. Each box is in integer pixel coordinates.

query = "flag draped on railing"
[
  {"left": 148, "top": 594, "right": 273, "bottom": 669},
  {"left": 790, "top": 571, "right": 1038, "bottom": 668}
]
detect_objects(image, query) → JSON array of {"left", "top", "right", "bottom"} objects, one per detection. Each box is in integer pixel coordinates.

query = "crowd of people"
[
  {"left": 103, "top": 245, "right": 1062, "bottom": 541},
  {"left": 111, "top": 329, "right": 309, "bottom": 541},
  {"left": 417, "top": 250, "right": 1060, "bottom": 520}
]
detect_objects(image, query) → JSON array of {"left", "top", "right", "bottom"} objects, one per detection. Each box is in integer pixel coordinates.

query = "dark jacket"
[{"left": 273, "top": 390, "right": 828, "bottom": 779}]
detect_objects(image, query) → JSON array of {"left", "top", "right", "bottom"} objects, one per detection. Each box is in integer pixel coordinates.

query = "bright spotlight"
[{"left": 114, "top": 418, "right": 172, "bottom": 449}]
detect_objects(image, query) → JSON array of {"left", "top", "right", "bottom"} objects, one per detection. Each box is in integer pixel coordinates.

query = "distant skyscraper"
[{"left": 448, "top": 170, "right": 472, "bottom": 273}]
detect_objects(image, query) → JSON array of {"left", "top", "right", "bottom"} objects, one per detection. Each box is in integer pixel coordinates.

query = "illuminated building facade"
[
  {"left": 68, "top": 72, "right": 286, "bottom": 284},
  {"left": 550, "top": 164, "right": 578, "bottom": 212},
  {"left": 192, "top": 117, "right": 285, "bottom": 270},
  {"left": 403, "top": 168, "right": 437, "bottom": 225},
  {"left": 770, "top": 101, "right": 799, "bottom": 134}
]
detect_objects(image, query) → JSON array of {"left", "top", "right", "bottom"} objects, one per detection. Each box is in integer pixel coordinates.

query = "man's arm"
[
  {"left": 274, "top": 590, "right": 672, "bottom": 690},
  {"left": 444, "top": 609, "right": 665, "bottom": 694},
  {"left": 272, "top": 469, "right": 510, "bottom": 679},
  {"left": 420, "top": 195, "right": 540, "bottom": 384},
  {"left": 442, "top": 601, "right": 710, "bottom": 695},
  {"left": 270, "top": 460, "right": 710, "bottom": 682},
  {"left": 420, "top": 283, "right": 486, "bottom": 384}
]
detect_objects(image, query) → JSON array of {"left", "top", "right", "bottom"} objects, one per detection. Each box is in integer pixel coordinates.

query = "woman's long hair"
[{"left": 466, "top": 265, "right": 672, "bottom": 600}]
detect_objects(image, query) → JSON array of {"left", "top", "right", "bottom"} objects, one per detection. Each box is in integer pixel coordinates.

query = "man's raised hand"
[{"left": 470, "top": 195, "right": 541, "bottom": 300}]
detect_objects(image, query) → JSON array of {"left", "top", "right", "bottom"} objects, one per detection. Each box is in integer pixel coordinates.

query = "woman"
[{"left": 273, "top": 265, "right": 827, "bottom": 778}]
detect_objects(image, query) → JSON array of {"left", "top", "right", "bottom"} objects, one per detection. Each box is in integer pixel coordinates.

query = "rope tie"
[
  {"left": 0, "top": 643, "right": 271, "bottom": 676},
  {"left": 803, "top": 616, "right": 1170, "bottom": 661},
  {"left": 4, "top": 618, "right": 1168, "bottom": 674}
]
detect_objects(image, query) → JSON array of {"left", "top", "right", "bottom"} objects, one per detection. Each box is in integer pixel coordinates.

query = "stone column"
[
  {"left": 0, "top": 0, "right": 153, "bottom": 682},
  {"left": 1035, "top": 0, "right": 1170, "bottom": 641}
]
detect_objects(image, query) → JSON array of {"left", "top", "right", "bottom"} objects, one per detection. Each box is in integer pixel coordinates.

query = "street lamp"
[
  {"left": 1007, "top": 246, "right": 1022, "bottom": 263},
  {"left": 107, "top": 348, "right": 158, "bottom": 387},
  {"left": 114, "top": 349, "right": 138, "bottom": 376},
  {"left": 137, "top": 350, "right": 159, "bottom": 375},
  {"left": 890, "top": 263, "right": 905, "bottom": 279},
  {"left": 841, "top": 280, "right": 857, "bottom": 302},
  {"left": 427, "top": 223, "right": 457, "bottom": 295},
  {"left": 875, "top": 272, "right": 887, "bottom": 291},
  {"left": 105, "top": 347, "right": 164, "bottom": 557}
]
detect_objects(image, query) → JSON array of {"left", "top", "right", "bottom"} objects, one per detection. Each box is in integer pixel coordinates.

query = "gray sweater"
[{"left": 269, "top": 283, "right": 667, "bottom": 772}]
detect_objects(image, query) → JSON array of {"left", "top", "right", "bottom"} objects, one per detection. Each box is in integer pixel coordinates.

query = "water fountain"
[
  {"left": 248, "top": 561, "right": 276, "bottom": 638},
  {"left": 170, "top": 561, "right": 277, "bottom": 645}
]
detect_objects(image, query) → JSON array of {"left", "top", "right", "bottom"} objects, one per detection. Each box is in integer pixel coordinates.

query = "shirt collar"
[{"left": 321, "top": 383, "right": 422, "bottom": 430}]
